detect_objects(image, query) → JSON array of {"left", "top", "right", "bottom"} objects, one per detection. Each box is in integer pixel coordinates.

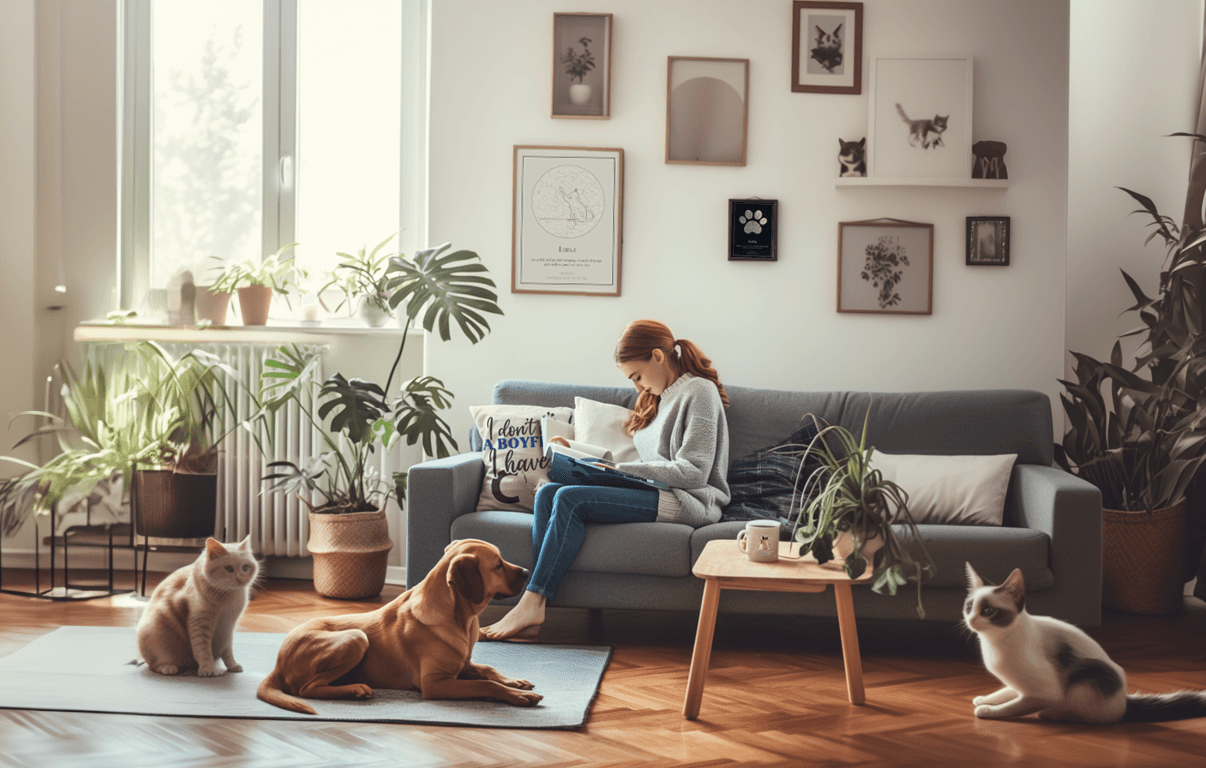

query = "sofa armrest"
[
  {"left": 405, "top": 451, "right": 484, "bottom": 589},
  {"left": 1011, "top": 464, "right": 1103, "bottom": 626}
]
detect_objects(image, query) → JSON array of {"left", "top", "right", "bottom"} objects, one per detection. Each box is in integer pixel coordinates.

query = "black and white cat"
[
  {"left": 838, "top": 138, "right": 866, "bottom": 177},
  {"left": 964, "top": 563, "right": 1206, "bottom": 722},
  {"left": 895, "top": 104, "right": 948, "bottom": 149},
  {"left": 810, "top": 24, "right": 843, "bottom": 73}
]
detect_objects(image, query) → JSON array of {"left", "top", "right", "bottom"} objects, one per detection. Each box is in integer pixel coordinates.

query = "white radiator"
[{"left": 82, "top": 340, "right": 410, "bottom": 557}]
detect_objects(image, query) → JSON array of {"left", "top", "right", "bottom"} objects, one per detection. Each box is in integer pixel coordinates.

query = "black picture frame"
[
  {"left": 728, "top": 199, "right": 777, "bottom": 261},
  {"left": 966, "top": 216, "right": 1010, "bottom": 266}
]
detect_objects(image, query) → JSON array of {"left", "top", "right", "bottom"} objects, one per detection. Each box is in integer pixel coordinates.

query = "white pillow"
[
  {"left": 869, "top": 451, "right": 1017, "bottom": 526},
  {"left": 573, "top": 397, "right": 640, "bottom": 464}
]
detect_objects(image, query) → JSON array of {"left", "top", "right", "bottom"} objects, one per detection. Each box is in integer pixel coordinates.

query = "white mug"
[{"left": 736, "top": 520, "right": 780, "bottom": 562}]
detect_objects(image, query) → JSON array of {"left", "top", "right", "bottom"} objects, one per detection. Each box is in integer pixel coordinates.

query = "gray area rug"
[{"left": 0, "top": 626, "right": 612, "bottom": 729}]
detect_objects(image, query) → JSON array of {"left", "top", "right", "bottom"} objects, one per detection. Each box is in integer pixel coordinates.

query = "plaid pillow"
[{"left": 722, "top": 421, "right": 824, "bottom": 535}]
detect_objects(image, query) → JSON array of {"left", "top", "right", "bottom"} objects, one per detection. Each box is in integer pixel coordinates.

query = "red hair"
[{"left": 614, "top": 320, "right": 728, "bottom": 434}]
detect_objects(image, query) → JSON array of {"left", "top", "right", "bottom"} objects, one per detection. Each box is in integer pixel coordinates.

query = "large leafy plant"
[
  {"left": 788, "top": 407, "right": 935, "bottom": 617},
  {"left": 258, "top": 242, "right": 501, "bottom": 515}
]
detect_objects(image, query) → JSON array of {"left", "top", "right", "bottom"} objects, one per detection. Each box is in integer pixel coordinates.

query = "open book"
[
  {"left": 546, "top": 449, "right": 669, "bottom": 492},
  {"left": 541, "top": 415, "right": 615, "bottom": 462}
]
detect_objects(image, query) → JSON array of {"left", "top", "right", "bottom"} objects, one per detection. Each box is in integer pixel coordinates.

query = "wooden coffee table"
[{"left": 682, "top": 539, "right": 873, "bottom": 719}]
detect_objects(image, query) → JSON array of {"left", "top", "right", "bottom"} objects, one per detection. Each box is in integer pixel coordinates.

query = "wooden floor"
[{"left": 1, "top": 570, "right": 1204, "bottom": 768}]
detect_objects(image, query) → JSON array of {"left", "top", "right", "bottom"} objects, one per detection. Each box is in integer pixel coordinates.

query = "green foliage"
[
  {"left": 318, "top": 233, "right": 399, "bottom": 317},
  {"left": 207, "top": 243, "right": 302, "bottom": 301},
  {"left": 561, "top": 37, "right": 595, "bottom": 83},
  {"left": 386, "top": 243, "right": 503, "bottom": 344},
  {"left": 788, "top": 407, "right": 935, "bottom": 617}
]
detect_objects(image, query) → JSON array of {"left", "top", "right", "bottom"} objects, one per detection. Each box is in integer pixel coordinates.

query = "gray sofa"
[{"left": 407, "top": 380, "right": 1103, "bottom": 627}]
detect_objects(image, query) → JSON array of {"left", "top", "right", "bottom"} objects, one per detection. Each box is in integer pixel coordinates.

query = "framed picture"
[
  {"left": 868, "top": 56, "right": 972, "bottom": 178},
  {"left": 966, "top": 216, "right": 1010, "bottom": 265},
  {"left": 728, "top": 199, "right": 777, "bottom": 261},
  {"left": 552, "top": 13, "right": 612, "bottom": 119},
  {"left": 837, "top": 218, "right": 933, "bottom": 315},
  {"left": 791, "top": 1, "right": 862, "bottom": 94},
  {"left": 666, "top": 57, "right": 749, "bottom": 166},
  {"left": 512, "top": 145, "right": 624, "bottom": 296}
]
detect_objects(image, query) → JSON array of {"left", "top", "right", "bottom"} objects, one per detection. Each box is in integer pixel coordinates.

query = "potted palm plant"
[
  {"left": 788, "top": 407, "right": 936, "bottom": 618},
  {"left": 208, "top": 243, "right": 301, "bottom": 325},
  {"left": 256, "top": 242, "right": 502, "bottom": 599}
]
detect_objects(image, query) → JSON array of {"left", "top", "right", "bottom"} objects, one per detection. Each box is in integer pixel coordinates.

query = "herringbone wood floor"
[{"left": 1, "top": 570, "right": 1204, "bottom": 768}]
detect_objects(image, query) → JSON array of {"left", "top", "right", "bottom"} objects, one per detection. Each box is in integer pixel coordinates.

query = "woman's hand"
[{"left": 549, "top": 436, "right": 570, "bottom": 447}]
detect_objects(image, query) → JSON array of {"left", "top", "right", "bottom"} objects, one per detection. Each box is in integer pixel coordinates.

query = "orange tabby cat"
[{"left": 136, "top": 536, "right": 259, "bottom": 676}]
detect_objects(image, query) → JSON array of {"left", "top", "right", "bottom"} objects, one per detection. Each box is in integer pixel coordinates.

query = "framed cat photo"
[
  {"left": 966, "top": 216, "right": 1010, "bottom": 266},
  {"left": 791, "top": 1, "right": 862, "bottom": 94},
  {"left": 837, "top": 218, "right": 933, "bottom": 315},
  {"left": 867, "top": 56, "right": 973, "bottom": 179},
  {"left": 728, "top": 199, "right": 777, "bottom": 261}
]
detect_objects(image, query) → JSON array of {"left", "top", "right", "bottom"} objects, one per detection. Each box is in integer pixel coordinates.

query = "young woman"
[{"left": 481, "top": 320, "right": 731, "bottom": 640}]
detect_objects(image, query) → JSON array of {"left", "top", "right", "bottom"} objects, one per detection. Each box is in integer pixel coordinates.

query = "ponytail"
[{"left": 615, "top": 320, "right": 727, "bottom": 435}]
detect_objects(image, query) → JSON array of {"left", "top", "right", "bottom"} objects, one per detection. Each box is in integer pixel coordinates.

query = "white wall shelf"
[{"left": 835, "top": 177, "right": 1009, "bottom": 188}]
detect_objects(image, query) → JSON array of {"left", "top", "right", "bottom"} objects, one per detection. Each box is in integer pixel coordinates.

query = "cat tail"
[
  {"left": 257, "top": 670, "right": 317, "bottom": 715},
  {"left": 895, "top": 103, "right": 910, "bottom": 123},
  {"left": 1123, "top": 691, "right": 1206, "bottom": 722}
]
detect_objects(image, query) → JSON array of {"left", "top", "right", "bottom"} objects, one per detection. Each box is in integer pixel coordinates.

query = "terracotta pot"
[
  {"left": 307, "top": 508, "right": 393, "bottom": 599},
  {"left": 1102, "top": 502, "right": 1185, "bottom": 615},
  {"left": 194, "top": 286, "right": 232, "bottom": 326},
  {"left": 236, "top": 284, "right": 273, "bottom": 325}
]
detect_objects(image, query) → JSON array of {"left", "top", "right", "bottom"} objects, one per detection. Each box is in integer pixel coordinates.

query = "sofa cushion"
[
  {"left": 722, "top": 420, "right": 821, "bottom": 529},
  {"left": 469, "top": 404, "right": 573, "bottom": 512},
  {"left": 689, "top": 522, "right": 1052, "bottom": 590},
  {"left": 871, "top": 451, "right": 1017, "bottom": 526},
  {"left": 450, "top": 510, "right": 694, "bottom": 578},
  {"left": 574, "top": 397, "right": 640, "bottom": 463}
]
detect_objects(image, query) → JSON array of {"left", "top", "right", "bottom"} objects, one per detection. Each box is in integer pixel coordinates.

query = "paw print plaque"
[{"left": 728, "top": 198, "right": 778, "bottom": 261}]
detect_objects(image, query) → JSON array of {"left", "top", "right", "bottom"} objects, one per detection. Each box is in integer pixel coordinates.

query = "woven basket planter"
[
  {"left": 133, "top": 469, "right": 218, "bottom": 539},
  {"left": 307, "top": 509, "right": 393, "bottom": 599},
  {"left": 1102, "top": 502, "right": 1185, "bottom": 615}
]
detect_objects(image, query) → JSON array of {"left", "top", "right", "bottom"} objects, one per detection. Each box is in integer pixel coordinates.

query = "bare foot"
[{"left": 481, "top": 591, "right": 546, "bottom": 641}]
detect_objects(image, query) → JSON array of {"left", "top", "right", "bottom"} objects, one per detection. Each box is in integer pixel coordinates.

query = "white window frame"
[{"left": 118, "top": 0, "right": 429, "bottom": 312}]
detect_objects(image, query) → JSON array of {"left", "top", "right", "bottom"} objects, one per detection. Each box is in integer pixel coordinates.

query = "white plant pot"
[
  {"left": 358, "top": 296, "right": 392, "bottom": 327},
  {"left": 832, "top": 529, "right": 884, "bottom": 565},
  {"left": 568, "top": 83, "right": 592, "bottom": 105}
]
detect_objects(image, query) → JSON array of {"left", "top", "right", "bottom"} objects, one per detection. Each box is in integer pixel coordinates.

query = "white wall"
[
  {"left": 0, "top": 0, "right": 40, "bottom": 554},
  {"left": 428, "top": 0, "right": 1071, "bottom": 447},
  {"left": 1067, "top": 0, "right": 1203, "bottom": 371}
]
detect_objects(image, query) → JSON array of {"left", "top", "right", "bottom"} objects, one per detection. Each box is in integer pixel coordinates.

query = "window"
[{"left": 120, "top": 0, "right": 426, "bottom": 319}]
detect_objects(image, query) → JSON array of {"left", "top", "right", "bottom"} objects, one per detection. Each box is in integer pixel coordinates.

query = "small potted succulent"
[
  {"left": 788, "top": 407, "right": 936, "bottom": 617},
  {"left": 208, "top": 243, "right": 301, "bottom": 325},
  {"left": 561, "top": 36, "right": 595, "bottom": 105}
]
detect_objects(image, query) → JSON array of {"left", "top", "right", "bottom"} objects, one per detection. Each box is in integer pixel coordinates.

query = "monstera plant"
[{"left": 255, "top": 242, "right": 503, "bottom": 598}]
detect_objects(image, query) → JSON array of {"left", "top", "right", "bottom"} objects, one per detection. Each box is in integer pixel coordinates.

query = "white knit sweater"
[{"left": 614, "top": 373, "right": 731, "bottom": 527}]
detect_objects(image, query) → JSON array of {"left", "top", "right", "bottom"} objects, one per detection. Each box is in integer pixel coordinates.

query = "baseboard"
[{"left": 386, "top": 566, "right": 406, "bottom": 587}]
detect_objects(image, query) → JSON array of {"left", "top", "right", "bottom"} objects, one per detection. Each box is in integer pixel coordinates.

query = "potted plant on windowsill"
[
  {"left": 255, "top": 242, "right": 503, "bottom": 599},
  {"left": 787, "top": 407, "right": 936, "bottom": 618},
  {"left": 208, "top": 243, "right": 301, "bottom": 325},
  {"left": 316, "top": 233, "right": 399, "bottom": 328}
]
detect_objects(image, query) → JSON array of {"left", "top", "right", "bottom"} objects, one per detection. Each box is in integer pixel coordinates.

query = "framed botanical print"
[
  {"left": 966, "top": 216, "right": 1010, "bottom": 265},
  {"left": 868, "top": 56, "right": 973, "bottom": 178},
  {"left": 552, "top": 13, "right": 612, "bottom": 119},
  {"left": 791, "top": 1, "right": 862, "bottom": 94},
  {"left": 512, "top": 145, "right": 624, "bottom": 296},
  {"left": 837, "top": 218, "right": 933, "bottom": 314},
  {"left": 728, "top": 199, "right": 777, "bottom": 261}
]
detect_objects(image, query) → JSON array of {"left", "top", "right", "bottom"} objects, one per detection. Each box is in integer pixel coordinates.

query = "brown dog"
[{"left": 257, "top": 539, "right": 542, "bottom": 714}]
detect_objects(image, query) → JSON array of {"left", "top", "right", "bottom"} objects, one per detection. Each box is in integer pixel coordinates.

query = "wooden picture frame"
[
  {"left": 728, "top": 199, "right": 777, "bottom": 261},
  {"left": 837, "top": 218, "right": 933, "bottom": 315},
  {"left": 552, "top": 13, "right": 612, "bottom": 119},
  {"left": 868, "top": 56, "right": 973, "bottom": 179},
  {"left": 666, "top": 57, "right": 749, "bottom": 166},
  {"left": 791, "top": 1, "right": 862, "bottom": 94},
  {"left": 512, "top": 145, "right": 624, "bottom": 296},
  {"left": 966, "top": 216, "right": 1010, "bottom": 266}
]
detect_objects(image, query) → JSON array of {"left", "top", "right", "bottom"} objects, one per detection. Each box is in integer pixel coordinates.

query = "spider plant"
[
  {"left": 789, "top": 406, "right": 936, "bottom": 617},
  {"left": 256, "top": 241, "right": 502, "bottom": 514}
]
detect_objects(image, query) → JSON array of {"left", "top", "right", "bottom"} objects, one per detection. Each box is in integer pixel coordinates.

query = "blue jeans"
[{"left": 527, "top": 483, "right": 659, "bottom": 601}]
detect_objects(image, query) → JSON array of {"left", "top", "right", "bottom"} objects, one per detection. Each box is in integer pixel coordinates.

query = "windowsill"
[{"left": 74, "top": 319, "right": 424, "bottom": 345}]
